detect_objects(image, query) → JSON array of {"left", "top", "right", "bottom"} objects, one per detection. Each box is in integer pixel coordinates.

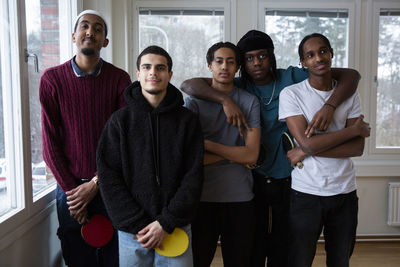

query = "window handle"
[
  {"left": 24, "top": 49, "right": 39, "bottom": 73},
  {"left": 374, "top": 75, "right": 379, "bottom": 87}
]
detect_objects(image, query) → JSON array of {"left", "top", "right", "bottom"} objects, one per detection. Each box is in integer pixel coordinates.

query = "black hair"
[
  {"left": 206, "top": 42, "right": 241, "bottom": 67},
  {"left": 136, "top": 46, "right": 173, "bottom": 72},
  {"left": 74, "top": 15, "right": 108, "bottom": 37},
  {"left": 298, "top": 33, "right": 333, "bottom": 61}
]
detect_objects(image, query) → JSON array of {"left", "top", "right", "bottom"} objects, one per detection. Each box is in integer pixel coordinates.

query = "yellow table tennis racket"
[
  {"left": 155, "top": 227, "right": 189, "bottom": 257},
  {"left": 282, "top": 131, "right": 304, "bottom": 168}
]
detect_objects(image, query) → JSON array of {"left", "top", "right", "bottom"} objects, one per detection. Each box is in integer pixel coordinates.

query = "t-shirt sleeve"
[
  {"left": 183, "top": 96, "right": 199, "bottom": 115},
  {"left": 278, "top": 86, "right": 303, "bottom": 121},
  {"left": 347, "top": 92, "right": 362, "bottom": 119},
  {"left": 246, "top": 96, "right": 261, "bottom": 129}
]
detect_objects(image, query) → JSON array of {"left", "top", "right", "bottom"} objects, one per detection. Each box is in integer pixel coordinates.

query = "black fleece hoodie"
[{"left": 96, "top": 81, "right": 204, "bottom": 234}]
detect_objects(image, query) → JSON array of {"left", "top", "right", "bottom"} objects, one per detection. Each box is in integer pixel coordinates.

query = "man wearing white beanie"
[{"left": 40, "top": 9, "right": 131, "bottom": 266}]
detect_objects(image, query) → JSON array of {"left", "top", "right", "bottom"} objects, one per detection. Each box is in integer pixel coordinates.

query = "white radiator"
[{"left": 388, "top": 183, "right": 400, "bottom": 226}]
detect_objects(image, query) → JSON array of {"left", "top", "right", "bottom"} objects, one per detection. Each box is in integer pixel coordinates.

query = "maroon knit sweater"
[{"left": 39, "top": 60, "right": 131, "bottom": 192}]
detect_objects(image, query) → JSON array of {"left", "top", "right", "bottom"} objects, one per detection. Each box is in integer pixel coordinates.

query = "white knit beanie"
[{"left": 74, "top": 9, "right": 107, "bottom": 34}]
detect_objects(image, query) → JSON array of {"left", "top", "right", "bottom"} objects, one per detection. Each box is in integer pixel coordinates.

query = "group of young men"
[{"left": 40, "top": 9, "right": 370, "bottom": 267}]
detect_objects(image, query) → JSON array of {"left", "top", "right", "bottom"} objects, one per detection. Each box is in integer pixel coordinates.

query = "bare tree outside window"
[
  {"left": 265, "top": 9, "right": 348, "bottom": 68},
  {"left": 376, "top": 11, "right": 400, "bottom": 148},
  {"left": 139, "top": 9, "right": 224, "bottom": 92}
]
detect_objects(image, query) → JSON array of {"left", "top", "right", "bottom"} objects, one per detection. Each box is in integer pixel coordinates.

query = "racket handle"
[
  {"left": 97, "top": 247, "right": 104, "bottom": 267},
  {"left": 296, "top": 161, "right": 304, "bottom": 169}
]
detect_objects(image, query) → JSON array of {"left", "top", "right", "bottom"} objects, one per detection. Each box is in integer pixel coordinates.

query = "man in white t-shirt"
[{"left": 278, "top": 33, "right": 371, "bottom": 267}]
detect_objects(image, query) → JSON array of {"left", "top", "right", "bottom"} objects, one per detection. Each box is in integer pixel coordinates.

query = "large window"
[
  {"left": 265, "top": 9, "right": 349, "bottom": 68},
  {"left": 375, "top": 10, "right": 400, "bottom": 148},
  {"left": 0, "top": 0, "right": 74, "bottom": 228},
  {"left": 258, "top": 1, "right": 399, "bottom": 175},
  {"left": 1, "top": 0, "right": 61, "bottom": 218},
  {"left": 138, "top": 8, "right": 225, "bottom": 89},
  {"left": 26, "top": 0, "right": 58, "bottom": 197},
  {"left": 0, "top": 0, "right": 16, "bottom": 217}
]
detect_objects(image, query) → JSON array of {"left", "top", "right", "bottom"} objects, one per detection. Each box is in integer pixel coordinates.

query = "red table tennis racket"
[{"left": 81, "top": 214, "right": 114, "bottom": 247}]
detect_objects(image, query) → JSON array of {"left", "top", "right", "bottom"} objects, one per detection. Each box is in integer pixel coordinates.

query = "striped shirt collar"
[{"left": 71, "top": 56, "right": 103, "bottom": 77}]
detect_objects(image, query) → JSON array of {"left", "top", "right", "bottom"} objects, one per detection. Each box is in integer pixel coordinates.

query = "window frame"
[
  {"left": 0, "top": 0, "right": 26, "bottom": 231},
  {"left": 0, "top": 0, "right": 76, "bottom": 248},
  {"left": 351, "top": 0, "right": 400, "bottom": 177},
  {"left": 258, "top": 0, "right": 400, "bottom": 176},
  {"left": 128, "top": 0, "right": 235, "bottom": 76},
  {"left": 369, "top": 1, "right": 400, "bottom": 155},
  {"left": 258, "top": 0, "right": 358, "bottom": 68}
]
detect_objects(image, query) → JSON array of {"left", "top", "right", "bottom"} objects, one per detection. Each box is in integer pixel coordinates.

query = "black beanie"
[{"left": 237, "top": 30, "right": 274, "bottom": 53}]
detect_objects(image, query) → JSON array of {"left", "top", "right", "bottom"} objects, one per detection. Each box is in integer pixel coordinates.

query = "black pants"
[
  {"left": 288, "top": 189, "right": 358, "bottom": 267},
  {"left": 56, "top": 184, "right": 118, "bottom": 267},
  {"left": 251, "top": 173, "right": 291, "bottom": 267},
  {"left": 191, "top": 200, "right": 256, "bottom": 267}
]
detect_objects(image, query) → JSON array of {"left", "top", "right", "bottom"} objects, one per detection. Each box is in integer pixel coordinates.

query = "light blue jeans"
[{"left": 119, "top": 224, "right": 193, "bottom": 267}]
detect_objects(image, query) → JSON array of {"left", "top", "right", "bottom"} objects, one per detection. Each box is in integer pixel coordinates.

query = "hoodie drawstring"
[{"left": 149, "top": 113, "right": 160, "bottom": 186}]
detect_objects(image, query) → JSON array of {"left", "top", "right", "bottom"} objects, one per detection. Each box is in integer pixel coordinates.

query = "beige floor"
[{"left": 210, "top": 242, "right": 400, "bottom": 267}]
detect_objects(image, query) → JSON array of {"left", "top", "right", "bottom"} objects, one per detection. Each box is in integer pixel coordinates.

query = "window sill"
[{"left": 354, "top": 159, "right": 400, "bottom": 177}]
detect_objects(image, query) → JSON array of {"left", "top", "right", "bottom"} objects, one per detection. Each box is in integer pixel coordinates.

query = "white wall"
[
  {"left": 358, "top": 177, "right": 400, "bottom": 236},
  {"left": 0, "top": 204, "right": 63, "bottom": 267}
]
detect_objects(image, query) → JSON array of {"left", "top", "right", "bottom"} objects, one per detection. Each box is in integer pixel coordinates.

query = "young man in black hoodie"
[{"left": 97, "top": 46, "right": 204, "bottom": 267}]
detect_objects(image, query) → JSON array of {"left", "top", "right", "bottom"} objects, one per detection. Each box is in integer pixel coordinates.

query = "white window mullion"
[
  {"left": 0, "top": 0, "right": 26, "bottom": 226},
  {"left": 7, "top": 0, "right": 25, "bottom": 212},
  {"left": 0, "top": 0, "right": 14, "bottom": 217}
]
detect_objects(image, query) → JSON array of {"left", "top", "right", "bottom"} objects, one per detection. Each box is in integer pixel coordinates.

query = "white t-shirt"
[{"left": 279, "top": 79, "right": 361, "bottom": 196}]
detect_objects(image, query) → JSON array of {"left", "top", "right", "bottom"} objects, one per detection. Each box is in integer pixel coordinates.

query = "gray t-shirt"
[{"left": 184, "top": 87, "right": 260, "bottom": 202}]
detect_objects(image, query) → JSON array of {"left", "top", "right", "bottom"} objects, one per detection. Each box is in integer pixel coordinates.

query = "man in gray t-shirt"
[{"left": 184, "top": 42, "right": 260, "bottom": 267}]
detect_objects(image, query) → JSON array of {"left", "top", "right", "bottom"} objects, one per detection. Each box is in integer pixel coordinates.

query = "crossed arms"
[
  {"left": 204, "top": 127, "right": 261, "bottom": 166},
  {"left": 284, "top": 115, "right": 370, "bottom": 166}
]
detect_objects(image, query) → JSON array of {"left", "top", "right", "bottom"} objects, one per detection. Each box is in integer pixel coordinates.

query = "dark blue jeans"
[
  {"left": 56, "top": 184, "right": 118, "bottom": 267},
  {"left": 288, "top": 189, "right": 358, "bottom": 267}
]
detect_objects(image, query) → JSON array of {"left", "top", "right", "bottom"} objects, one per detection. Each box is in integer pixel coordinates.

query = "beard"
[
  {"left": 81, "top": 48, "right": 96, "bottom": 56},
  {"left": 145, "top": 88, "right": 164, "bottom": 95}
]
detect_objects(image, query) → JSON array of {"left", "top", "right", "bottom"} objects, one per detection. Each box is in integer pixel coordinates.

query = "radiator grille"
[{"left": 388, "top": 183, "right": 400, "bottom": 226}]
